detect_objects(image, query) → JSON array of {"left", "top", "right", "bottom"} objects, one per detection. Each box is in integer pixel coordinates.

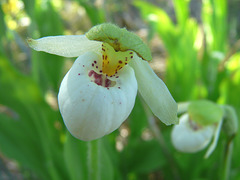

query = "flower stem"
[
  {"left": 221, "top": 138, "right": 234, "bottom": 180},
  {"left": 88, "top": 140, "right": 100, "bottom": 180}
]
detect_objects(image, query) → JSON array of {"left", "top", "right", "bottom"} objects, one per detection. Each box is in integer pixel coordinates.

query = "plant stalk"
[
  {"left": 88, "top": 140, "right": 100, "bottom": 180},
  {"left": 221, "top": 139, "right": 234, "bottom": 180}
]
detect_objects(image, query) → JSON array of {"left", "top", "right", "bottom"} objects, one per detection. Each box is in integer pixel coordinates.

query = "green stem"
[
  {"left": 222, "top": 139, "right": 234, "bottom": 180},
  {"left": 88, "top": 140, "right": 100, "bottom": 180}
]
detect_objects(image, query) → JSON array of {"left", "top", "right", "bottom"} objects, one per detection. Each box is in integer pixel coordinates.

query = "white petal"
[
  {"left": 58, "top": 51, "right": 137, "bottom": 141},
  {"left": 28, "top": 35, "right": 102, "bottom": 57},
  {"left": 204, "top": 119, "right": 223, "bottom": 158},
  {"left": 171, "top": 114, "right": 215, "bottom": 153},
  {"left": 129, "top": 54, "right": 178, "bottom": 125}
]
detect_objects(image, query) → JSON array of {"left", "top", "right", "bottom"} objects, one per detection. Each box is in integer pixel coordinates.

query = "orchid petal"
[
  {"left": 28, "top": 35, "right": 102, "bottom": 57},
  {"left": 171, "top": 114, "right": 215, "bottom": 153},
  {"left": 129, "top": 54, "right": 178, "bottom": 125},
  {"left": 204, "top": 119, "right": 223, "bottom": 158},
  {"left": 58, "top": 51, "right": 137, "bottom": 141}
]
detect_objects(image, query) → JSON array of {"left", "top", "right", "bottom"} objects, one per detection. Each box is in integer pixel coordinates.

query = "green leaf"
[
  {"left": 0, "top": 5, "right": 7, "bottom": 53},
  {"left": 165, "top": 18, "right": 201, "bottom": 101},
  {"left": 201, "top": 0, "right": 228, "bottom": 101},
  {"left": 31, "top": 51, "right": 64, "bottom": 92},
  {"left": 134, "top": 0, "right": 176, "bottom": 49},
  {"left": 135, "top": 0, "right": 201, "bottom": 101},
  {"left": 0, "top": 54, "right": 67, "bottom": 180},
  {"left": 120, "top": 140, "right": 165, "bottom": 175},
  {"left": 202, "top": 0, "right": 227, "bottom": 52},
  {"left": 129, "top": 96, "right": 148, "bottom": 139},
  {"left": 74, "top": 0, "right": 105, "bottom": 25},
  {"left": 22, "top": 0, "right": 36, "bottom": 17},
  {"left": 0, "top": 113, "right": 49, "bottom": 179},
  {"left": 173, "top": 0, "right": 190, "bottom": 28}
]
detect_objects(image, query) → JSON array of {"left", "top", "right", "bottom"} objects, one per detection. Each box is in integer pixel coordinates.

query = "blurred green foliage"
[{"left": 0, "top": 0, "right": 240, "bottom": 180}]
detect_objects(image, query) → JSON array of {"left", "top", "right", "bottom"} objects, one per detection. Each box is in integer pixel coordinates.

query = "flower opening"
[
  {"left": 88, "top": 70, "right": 116, "bottom": 87},
  {"left": 101, "top": 43, "right": 134, "bottom": 76}
]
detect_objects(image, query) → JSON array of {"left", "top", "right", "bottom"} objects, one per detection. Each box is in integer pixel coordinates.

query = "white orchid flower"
[
  {"left": 171, "top": 100, "right": 223, "bottom": 158},
  {"left": 28, "top": 23, "right": 178, "bottom": 141}
]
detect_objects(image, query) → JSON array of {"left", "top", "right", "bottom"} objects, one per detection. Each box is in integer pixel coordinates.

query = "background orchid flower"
[
  {"left": 171, "top": 100, "right": 223, "bottom": 158},
  {"left": 28, "top": 23, "right": 178, "bottom": 141}
]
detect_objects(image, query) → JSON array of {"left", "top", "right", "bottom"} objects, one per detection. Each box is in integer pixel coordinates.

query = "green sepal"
[
  {"left": 188, "top": 100, "right": 223, "bottom": 126},
  {"left": 86, "top": 23, "right": 152, "bottom": 61},
  {"left": 222, "top": 105, "right": 238, "bottom": 138}
]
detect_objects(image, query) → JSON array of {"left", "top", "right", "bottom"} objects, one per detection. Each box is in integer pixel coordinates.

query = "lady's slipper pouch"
[
  {"left": 171, "top": 100, "right": 224, "bottom": 158},
  {"left": 28, "top": 23, "right": 178, "bottom": 141}
]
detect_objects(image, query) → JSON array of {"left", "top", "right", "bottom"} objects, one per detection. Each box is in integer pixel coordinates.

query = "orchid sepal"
[
  {"left": 27, "top": 35, "right": 102, "bottom": 57},
  {"left": 129, "top": 54, "right": 178, "bottom": 125}
]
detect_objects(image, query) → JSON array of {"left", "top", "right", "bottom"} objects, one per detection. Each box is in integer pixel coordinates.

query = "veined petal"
[
  {"left": 129, "top": 54, "right": 178, "bottom": 125},
  {"left": 28, "top": 35, "right": 102, "bottom": 57},
  {"left": 171, "top": 114, "right": 215, "bottom": 153},
  {"left": 58, "top": 51, "right": 137, "bottom": 141}
]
